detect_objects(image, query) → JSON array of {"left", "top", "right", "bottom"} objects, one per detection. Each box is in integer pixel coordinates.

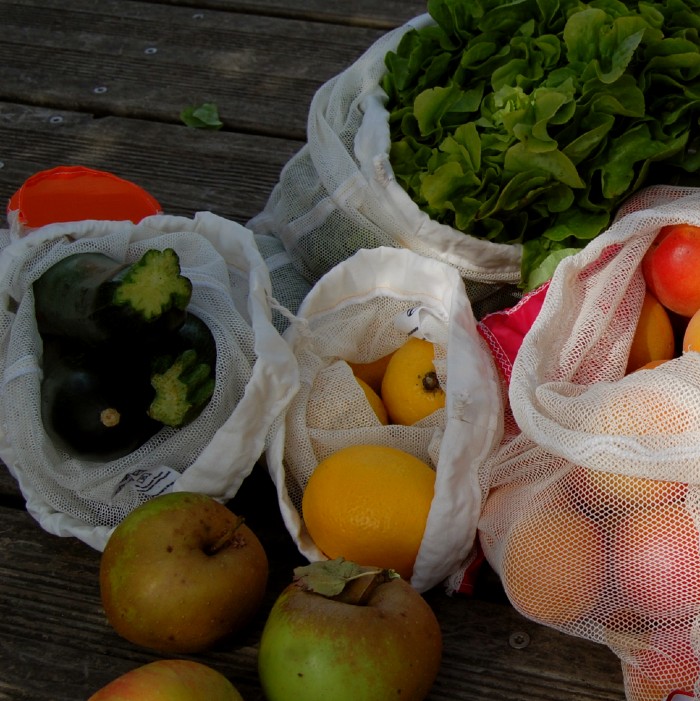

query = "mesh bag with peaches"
[{"left": 479, "top": 185, "right": 700, "bottom": 701}]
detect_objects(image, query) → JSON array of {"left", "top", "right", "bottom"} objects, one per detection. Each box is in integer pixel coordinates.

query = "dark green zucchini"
[
  {"left": 40, "top": 336, "right": 161, "bottom": 461},
  {"left": 33, "top": 248, "right": 192, "bottom": 346},
  {"left": 145, "top": 312, "right": 217, "bottom": 428},
  {"left": 146, "top": 311, "right": 217, "bottom": 371}
]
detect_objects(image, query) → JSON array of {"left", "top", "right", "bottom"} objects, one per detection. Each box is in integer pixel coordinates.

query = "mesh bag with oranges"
[
  {"left": 266, "top": 246, "right": 504, "bottom": 592},
  {"left": 480, "top": 185, "right": 700, "bottom": 701}
]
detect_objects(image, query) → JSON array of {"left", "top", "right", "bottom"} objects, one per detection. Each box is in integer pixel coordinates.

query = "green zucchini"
[
  {"left": 40, "top": 336, "right": 161, "bottom": 461},
  {"left": 146, "top": 312, "right": 217, "bottom": 428},
  {"left": 33, "top": 248, "right": 192, "bottom": 346}
]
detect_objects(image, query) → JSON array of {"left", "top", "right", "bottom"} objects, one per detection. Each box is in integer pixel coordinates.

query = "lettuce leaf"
[{"left": 383, "top": 0, "right": 700, "bottom": 289}]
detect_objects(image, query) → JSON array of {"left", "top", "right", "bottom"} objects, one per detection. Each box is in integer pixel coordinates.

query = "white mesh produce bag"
[
  {"left": 0, "top": 211, "right": 299, "bottom": 550},
  {"left": 247, "top": 12, "right": 522, "bottom": 308},
  {"left": 266, "top": 246, "right": 503, "bottom": 592},
  {"left": 479, "top": 185, "right": 700, "bottom": 701},
  {"left": 253, "top": 233, "right": 311, "bottom": 333}
]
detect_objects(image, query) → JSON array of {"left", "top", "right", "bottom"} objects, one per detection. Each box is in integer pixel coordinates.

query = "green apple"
[
  {"left": 87, "top": 659, "right": 244, "bottom": 700},
  {"left": 99, "top": 491, "right": 268, "bottom": 654},
  {"left": 257, "top": 559, "right": 443, "bottom": 701}
]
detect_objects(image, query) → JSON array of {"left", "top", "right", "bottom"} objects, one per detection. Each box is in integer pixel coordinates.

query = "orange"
[
  {"left": 348, "top": 352, "right": 395, "bottom": 396},
  {"left": 381, "top": 338, "right": 446, "bottom": 425},
  {"left": 626, "top": 292, "right": 675, "bottom": 374},
  {"left": 355, "top": 377, "right": 388, "bottom": 425},
  {"left": 301, "top": 444, "right": 436, "bottom": 579},
  {"left": 501, "top": 504, "right": 605, "bottom": 626}
]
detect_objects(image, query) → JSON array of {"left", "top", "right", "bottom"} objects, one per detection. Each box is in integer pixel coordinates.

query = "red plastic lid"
[{"left": 7, "top": 165, "right": 162, "bottom": 228}]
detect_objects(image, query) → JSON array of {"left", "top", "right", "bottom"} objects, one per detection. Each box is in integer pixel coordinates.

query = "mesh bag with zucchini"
[{"left": 0, "top": 212, "right": 298, "bottom": 550}]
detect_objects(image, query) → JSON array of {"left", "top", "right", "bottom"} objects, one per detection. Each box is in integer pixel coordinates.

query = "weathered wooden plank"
[
  {"left": 1, "top": 0, "right": 412, "bottom": 140},
  {"left": 0, "top": 464, "right": 23, "bottom": 505},
  {"left": 0, "top": 2, "right": 630, "bottom": 698},
  {"left": 0, "top": 466, "right": 304, "bottom": 701},
  {"left": 0, "top": 492, "right": 625, "bottom": 701},
  {"left": 143, "top": 0, "right": 429, "bottom": 29},
  {"left": 0, "top": 102, "right": 302, "bottom": 225}
]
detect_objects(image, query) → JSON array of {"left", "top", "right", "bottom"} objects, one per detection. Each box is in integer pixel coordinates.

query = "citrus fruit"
[
  {"left": 501, "top": 504, "right": 605, "bottom": 626},
  {"left": 626, "top": 292, "right": 675, "bottom": 374},
  {"left": 301, "top": 444, "right": 436, "bottom": 579},
  {"left": 355, "top": 377, "right": 388, "bottom": 425},
  {"left": 381, "top": 338, "right": 446, "bottom": 425},
  {"left": 348, "top": 352, "right": 395, "bottom": 396}
]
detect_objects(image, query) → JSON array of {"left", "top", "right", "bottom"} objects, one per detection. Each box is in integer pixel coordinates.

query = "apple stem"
[
  {"left": 206, "top": 515, "right": 247, "bottom": 556},
  {"left": 422, "top": 371, "right": 440, "bottom": 392}
]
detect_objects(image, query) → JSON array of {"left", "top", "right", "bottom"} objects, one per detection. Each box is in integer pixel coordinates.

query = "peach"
[
  {"left": 622, "top": 625, "right": 700, "bottom": 701},
  {"left": 626, "top": 292, "right": 676, "bottom": 373},
  {"left": 632, "top": 358, "right": 669, "bottom": 371},
  {"left": 612, "top": 503, "right": 700, "bottom": 620},
  {"left": 500, "top": 503, "right": 606, "bottom": 626},
  {"left": 568, "top": 465, "right": 686, "bottom": 515},
  {"left": 683, "top": 306, "right": 700, "bottom": 352},
  {"left": 643, "top": 224, "right": 700, "bottom": 317}
]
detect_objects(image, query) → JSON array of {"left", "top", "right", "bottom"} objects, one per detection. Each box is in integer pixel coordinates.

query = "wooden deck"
[{"left": 0, "top": 1, "right": 628, "bottom": 699}]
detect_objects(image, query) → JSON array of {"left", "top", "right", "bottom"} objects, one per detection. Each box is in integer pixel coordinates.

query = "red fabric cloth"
[{"left": 477, "top": 282, "right": 549, "bottom": 385}]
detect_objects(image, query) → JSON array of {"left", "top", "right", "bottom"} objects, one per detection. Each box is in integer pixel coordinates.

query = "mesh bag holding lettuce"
[
  {"left": 250, "top": 0, "right": 700, "bottom": 307},
  {"left": 478, "top": 185, "right": 700, "bottom": 701}
]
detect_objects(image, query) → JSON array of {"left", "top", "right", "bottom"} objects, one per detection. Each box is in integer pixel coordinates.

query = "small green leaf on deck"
[{"left": 180, "top": 102, "right": 223, "bottom": 130}]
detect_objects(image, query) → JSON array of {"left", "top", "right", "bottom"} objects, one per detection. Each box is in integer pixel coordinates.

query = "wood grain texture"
[
  {"left": 2, "top": 0, "right": 414, "bottom": 139},
  {"left": 0, "top": 101, "right": 302, "bottom": 224},
  {"left": 0, "top": 498, "right": 626, "bottom": 701},
  {"left": 140, "top": 0, "right": 430, "bottom": 28},
  {"left": 0, "top": 0, "right": 629, "bottom": 698}
]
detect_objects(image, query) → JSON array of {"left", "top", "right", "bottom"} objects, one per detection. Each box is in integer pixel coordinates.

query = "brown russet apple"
[
  {"left": 257, "top": 559, "right": 442, "bottom": 701},
  {"left": 87, "top": 659, "right": 244, "bottom": 700},
  {"left": 99, "top": 491, "right": 268, "bottom": 654}
]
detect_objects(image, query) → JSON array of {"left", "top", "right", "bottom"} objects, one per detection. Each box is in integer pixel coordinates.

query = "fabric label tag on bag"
[{"left": 114, "top": 467, "right": 180, "bottom": 498}]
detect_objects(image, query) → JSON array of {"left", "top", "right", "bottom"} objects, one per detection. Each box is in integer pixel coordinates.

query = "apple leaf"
[
  {"left": 293, "top": 558, "right": 399, "bottom": 601},
  {"left": 180, "top": 102, "right": 223, "bottom": 130}
]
